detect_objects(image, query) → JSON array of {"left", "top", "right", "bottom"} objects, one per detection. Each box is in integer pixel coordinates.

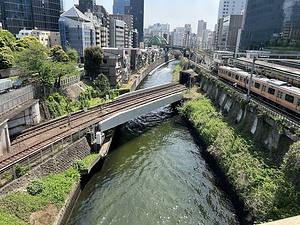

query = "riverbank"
[{"left": 174, "top": 60, "right": 300, "bottom": 223}]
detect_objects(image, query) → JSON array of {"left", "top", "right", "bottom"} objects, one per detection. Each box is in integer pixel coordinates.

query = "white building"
[
  {"left": 59, "top": 6, "right": 96, "bottom": 59},
  {"left": 16, "top": 29, "right": 60, "bottom": 48},
  {"left": 172, "top": 27, "right": 185, "bottom": 46},
  {"left": 144, "top": 23, "right": 170, "bottom": 41},
  {"left": 217, "top": 0, "right": 245, "bottom": 19}
]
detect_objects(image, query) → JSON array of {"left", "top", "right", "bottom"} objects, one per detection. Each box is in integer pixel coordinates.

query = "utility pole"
[{"left": 245, "top": 56, "right": 256, "bottom": 101}]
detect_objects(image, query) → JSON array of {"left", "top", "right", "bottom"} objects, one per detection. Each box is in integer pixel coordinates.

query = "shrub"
[
  {"left": 15, "top": 164, "right": 28, "bottom": 178},
  {"left": 27, "top": 179, "right": 45, "bottom": 196},
  {"left": 72, "top": 160, "right": 86, "bottom": 171}
]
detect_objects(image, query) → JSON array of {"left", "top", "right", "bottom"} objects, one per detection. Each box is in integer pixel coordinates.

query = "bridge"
[{"left": 0, "top": 83, "right": 186, "bottom": 186}]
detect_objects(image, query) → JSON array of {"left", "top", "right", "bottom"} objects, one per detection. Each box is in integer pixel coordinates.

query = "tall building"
[
  {"left": 113, "top": 0, "right": 130, "bottom": 14},
  {"left": 217, "top": 0, "right": 245, "bottom": 19},
  {"left": 127, "top": 0, "right": 144, "bottom": 43},
  {"left": 197, "top": 20, "right": 207, "bottom": 38},
  {"left": 110, "top": 14, "right": 133, "bottom": 48},
  {"left": 0, "top": 0, "right": 61, "bottom": 35},
  {"left": 239, "top": 0, "right": 300, "bottom": 50},
  {"left": 114, "top": 0, "right": 144, "bottom": 44},
  {"left": 78, "top": 0, "right": 96, "bottom": 14}
]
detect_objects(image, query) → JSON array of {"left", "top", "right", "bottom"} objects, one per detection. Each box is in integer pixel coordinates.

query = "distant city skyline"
[{"left": 64, "top": 0, "right": 220, "bottom": 32}]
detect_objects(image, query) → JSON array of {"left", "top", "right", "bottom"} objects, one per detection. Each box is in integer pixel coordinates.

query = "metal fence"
[
  {"left": 0, "top": 86, "right": 34, "bottom": 115},
  {"left": 0, "top": 127, "right": 90, "bottom": 188}
]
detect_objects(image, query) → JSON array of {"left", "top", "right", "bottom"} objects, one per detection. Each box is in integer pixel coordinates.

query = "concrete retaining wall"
[{"left": 198, "top": 76, "right": 296, "bottom": 153}]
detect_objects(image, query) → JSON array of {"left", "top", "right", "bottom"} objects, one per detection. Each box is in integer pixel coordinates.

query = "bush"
[
  {"left": 118, "top": 88, "right": 130, "bottom": 95},
  {"left": 72, "top": 160, "right": 86, "bottom": 171},
  {"left": 27, "top": 179, "right": 45, "bottom": 196},
  {"left": 15, "top": 164, "right": 28, "bottom": 178}
]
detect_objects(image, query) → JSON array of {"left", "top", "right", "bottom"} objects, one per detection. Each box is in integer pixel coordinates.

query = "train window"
[
  {"left": 262, "top": 85, "right": 266, "bottom": 92},
  {"left": 285, "top": 94, "right": 294, "bottom": 103},
  {"left": 254, "top": 83, "right": 260, "bottom": 89},
  {"left": 235, "top": 74, "right": 239, "bottom": 80},
  {"left": 268, "top": 87, "right": 275, "bottom": 95},
  {"left": 298, "top": 99, "right": 300, "bottom": 106},
  {"left": 277, "top": 91, "right": 283, "bottom": 98}
]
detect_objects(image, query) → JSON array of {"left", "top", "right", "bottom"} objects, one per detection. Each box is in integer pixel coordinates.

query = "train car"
[
  {"left": 218, "top": 66, "right": 300, "bottom": 114},
  {"left": 0, "top": 79, "right": 12, "bottom": 94}
]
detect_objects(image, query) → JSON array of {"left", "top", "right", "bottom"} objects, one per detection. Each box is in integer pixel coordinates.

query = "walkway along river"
[{"left": 67, "top": 61, "right": 240, "bottom": 225}]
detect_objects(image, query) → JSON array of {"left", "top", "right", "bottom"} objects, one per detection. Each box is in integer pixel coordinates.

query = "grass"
[
  {"left": 0, "top": 152, "right": 102, "bottom": 225},
  {"left": 177, "top": 90, "right": 300, "bottom": 223}
]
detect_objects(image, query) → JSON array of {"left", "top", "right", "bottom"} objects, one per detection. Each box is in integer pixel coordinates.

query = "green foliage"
[
  {"left": 178, "top": 94, "right": 300, "bottom": 222},
  {"left": 72, "top": 160, "right": 86, "bottom": 171},
  {"left": 84, "top": 46, "right": 104, "bottom": 78},
  {"left": 14, "top": 164, "right": 28, "bottom": 178},
  {"left": 281, "top": 141, "right": 300, "bottom": 188},
  {"left": 52, "top": 92, "right": 63, "bottom": 103},
  {"left": 50, "top": 45, "right": 69, "bottom": 62},
  {"left": 93, "top": 73, "right": 110, "bottom": 93},
  {"left": 27, "top": 179, "right": 45, "bottom": 196},
  {"left": 66, "top": 48, "right": 79, "bottom": 63},
  {"left": 0, "top": 29, "right": 16, "bottom": 51},
  {"left": 118, "top": 88, "right": 130, "bottom": 95},
  {"left": 14, "top": 41, "right": 48, "bottom": 78},
  {"left": 0, "top": 45, "right": 14, "bottom": 69},
  {"left": 0, "top": 211, "right": 25, "bottom": 225}
]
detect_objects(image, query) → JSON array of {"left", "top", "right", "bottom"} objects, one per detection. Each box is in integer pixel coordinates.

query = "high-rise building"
[
  {"left": 0, "top": 0, "right": 61, "bottom": 35},
  {"left": 78, "top": 0, "right": 96, "bottom": 14},
  {"left": 110, "top": 14, "right": 133, "bottom": 48},
  {"left": 240, "top": 0, "right": 300, "bottom": 50},
  {"left": 128, "top": 0, "right": 144, "bottom": 43},
  {"left": 217, "top": 0, "right": 245, "bottom": 19},
  {"left": 197, "top": 20, "right": 207, "bottom": 38},
  {"left": 113, "top": 0, "right": 144, "bottom": 44},
  {"left": 113, "top": 0, "right": 130, "bottom": 14},
  {"left": 215, "top": 0, "right": 245, "bottom": 49}
]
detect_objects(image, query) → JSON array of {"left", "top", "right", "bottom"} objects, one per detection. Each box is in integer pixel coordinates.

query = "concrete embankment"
[{"left": 179, "top": 71, "right": 300, "bottom": 223}]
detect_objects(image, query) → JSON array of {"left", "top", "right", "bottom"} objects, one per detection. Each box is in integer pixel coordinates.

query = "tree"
[
  {"left": 66, "top": 48, "right": 79, "bottom": 64},
  {"left": 50, "top": 45, "right": 69, "bottom": 62},
  {"left": 0, "top": 29, "right": 16, "bottom": 51},
  {"left": 93, "top": 73, "right": 110, "bottom": 93},
  {"left": 14, "top": 42, "right": 48, "bottom": 82},
  {"left": 14, "top": 36, "right": 46, "bottom": 52},
  {"left": 84, "top": 46, "right": 104, "bottom": 79},
  {"left": 0, "top": 37, "right": 14, "bottom": 69}
]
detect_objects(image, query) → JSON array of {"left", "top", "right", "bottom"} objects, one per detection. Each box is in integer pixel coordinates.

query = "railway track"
[{"left": 0, "top": 84, "right": 186, "bottom": 170}]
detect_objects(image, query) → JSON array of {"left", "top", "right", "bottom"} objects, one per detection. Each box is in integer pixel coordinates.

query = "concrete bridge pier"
[{"left": 0, "top": 120, "right": 11, "bottom": 156}]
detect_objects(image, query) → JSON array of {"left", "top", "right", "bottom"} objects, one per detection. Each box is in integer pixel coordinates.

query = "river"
[{"left": 67, "top": 60, "right": 239, "bottom": 225}]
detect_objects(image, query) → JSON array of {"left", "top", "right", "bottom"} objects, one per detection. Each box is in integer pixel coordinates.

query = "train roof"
[
  {"left": 252, "top": 75, "right": 300, "bottom": 95},
  {"left": 235, "top": 57, "right": 300, "bottom": 77},
  {"left": 220, "top": 66, "right": 300, "bottom": 95}
]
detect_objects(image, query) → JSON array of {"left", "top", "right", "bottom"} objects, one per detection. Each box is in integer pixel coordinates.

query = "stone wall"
[
  {"left": 0, "top": 137, "right": 91, "bottom": 198},
  {"left": 198, "top": 75, "right": 297, "bottom": 154}
]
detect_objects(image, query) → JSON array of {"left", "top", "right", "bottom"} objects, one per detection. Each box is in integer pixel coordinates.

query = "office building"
[
  {"left": 78, "top": 0, "right": 96, "bottom": 14},
  {"left": 239, "top": 0, "right": 300, "bottom": 50},
  {"left": 0, "top": 0, "right": 61, "bottom": 35},
  {"left": 114, "top": 0, "right": 144, "bottom": 43},
  {"left": 197, "top": 20, "right": 207, "bottom": 38},
  {"left": 113, "top": 0, "right": 130, "bottom": 14},
  {"left": 59, "top": 6, "right": 95, "bottom": 60},
  {"left": 215, "top": 0, "right": 245, "bottom": 49}
]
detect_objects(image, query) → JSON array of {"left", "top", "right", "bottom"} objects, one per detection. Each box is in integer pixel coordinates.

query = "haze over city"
[{"left": 64, "top": 0, "right": 219, "bottom": 31}]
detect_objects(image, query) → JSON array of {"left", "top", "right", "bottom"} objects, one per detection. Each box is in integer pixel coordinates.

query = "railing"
[
  {"left": 0, "top": 86, "right": 34, "bottom": 116},
  {"left": 60, "top": 75, "right": 81, "bottom": 89},
  {"left": 0, "top": 126, "right": 90, "bottom": 187}
]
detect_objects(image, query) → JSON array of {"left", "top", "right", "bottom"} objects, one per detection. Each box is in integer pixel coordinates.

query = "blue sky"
[{"left": 65, "top": 0, "right": 220, "bottom": 32}]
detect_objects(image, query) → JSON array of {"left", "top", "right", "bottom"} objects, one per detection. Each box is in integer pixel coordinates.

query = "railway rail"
[
  {"left": 189, "top": 58, "right": 300, "bottom": 127},
  {"left": 0, "top": 84, "right": 186, "bottom": 171}
]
